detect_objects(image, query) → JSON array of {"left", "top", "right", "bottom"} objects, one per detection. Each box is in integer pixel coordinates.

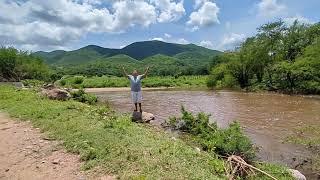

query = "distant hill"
[{"left": 33, "top": 40, "right": 222, "bottom": 65}]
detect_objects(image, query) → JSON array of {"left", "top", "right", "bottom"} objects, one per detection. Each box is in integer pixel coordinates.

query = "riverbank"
[
  {"left": 0, "top": 85, "right": 294, "bottom": 179},
  {"left": 56, "top": 75, "right": 208, "bottom": 89}
]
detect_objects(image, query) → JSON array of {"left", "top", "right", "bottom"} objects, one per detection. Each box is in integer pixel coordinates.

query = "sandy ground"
[
  {"left": 0, "top": 113, "right": 114, "bottom": 180},
  {"left": 85, "top": 87, "right": 172, "bottom": 93}
]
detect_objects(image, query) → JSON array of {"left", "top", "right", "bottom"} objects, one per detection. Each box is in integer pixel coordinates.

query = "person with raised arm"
[{"left": 122, "top": 66, "right": 150, "bottom": 112}]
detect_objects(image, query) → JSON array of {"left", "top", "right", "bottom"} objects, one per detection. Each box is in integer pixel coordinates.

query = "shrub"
[
  {"left": 71, "top": 89, "right": 97, "bottom": 105},
  {"left": 169, "top": 106, "right": 256, "bottom": 161},
  {"left": 59, "top": 79, "right": 67, "bottom": 86},
  {"left": 73, "top": 76, "right": 84, "bottom": 84}
]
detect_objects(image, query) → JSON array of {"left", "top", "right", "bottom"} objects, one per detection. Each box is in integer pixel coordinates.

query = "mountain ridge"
[{"left": 33, "top": 40, "right": 222, "bottom": 65}]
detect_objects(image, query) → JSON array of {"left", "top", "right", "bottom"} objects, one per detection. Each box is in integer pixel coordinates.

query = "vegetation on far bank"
[
  {"left": 0, "top": 85, "right": 293, "bottom": 179},
  {"left": 57, "top": 75, "right": 208, "bottom": 89},
  {"left": 207, "top": 20, "right": 320, "bottom": 95}
]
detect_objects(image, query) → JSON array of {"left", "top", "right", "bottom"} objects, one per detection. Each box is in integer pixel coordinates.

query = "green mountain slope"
[{"left": 33, "top": 40, "right": 222, "bottom": 65}]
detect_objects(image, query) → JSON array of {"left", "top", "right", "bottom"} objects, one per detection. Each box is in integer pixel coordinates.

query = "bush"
[
  {"left": 71, "top": 89, "right": 97, "bottom": 105},
  {"left": 59, "top": 79, "right": 67, "bottom": 86},
  {"left": 169, "top": 107, "right": 256, "bottom": 161},
  {"left": 73, "top": 76, "right": 84, "bottom": 84},
  {"left": 207, "top": 64, "right": 237, "bottom": 89}
]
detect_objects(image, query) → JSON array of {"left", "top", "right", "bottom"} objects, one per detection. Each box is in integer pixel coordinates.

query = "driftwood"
[{"left": 226, "top": 155, "right": 278, "bottom": 180}]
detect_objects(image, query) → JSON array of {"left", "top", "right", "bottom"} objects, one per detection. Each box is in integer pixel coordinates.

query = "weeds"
[
  {"left": 168, "top": 106, "right": 256, "bottom": 162},
  {"left": 70, "top": 89, "right": 97, "bottom": 105}
]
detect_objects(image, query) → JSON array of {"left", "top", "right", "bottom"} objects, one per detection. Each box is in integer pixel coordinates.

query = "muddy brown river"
[{"left": 91, "top": 89, "right": 320, "bottom": 179}]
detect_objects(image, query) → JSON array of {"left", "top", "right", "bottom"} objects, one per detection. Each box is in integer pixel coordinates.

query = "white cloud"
[
  {"left": 112, "top": 1, "right": 157, "bottom": 31},
  {"left": 0, "top": 0, "right": 187, "bottom": 51},
  {"left": 199, "top": 40, "right": 213, "bottom": 49},
  {"left": 187, "top": 1, "right": 220, "bottom": 30},
  {"left": 164, "top": 33, "right": 172, "bottom": 38},
  {"left": 219, "top": 33, "right": 246, "bottom": 50},
  {"left": 151, "top": 37, "right": 165, "bottom": 41},
  {"left": 284, "top": 15, "right": 315, "bottom": 25},
  {"left": 177, "top": 38, "right": 189, "bottom": 44},
  {"left": 152, "top": 0, "right": 185, "bottom": 23},
  {"left": 257, "top": 0, "right": 286, "bottom": 18},
  {"left": 194, "top": 0, "right": 208, "bottom": 9}
]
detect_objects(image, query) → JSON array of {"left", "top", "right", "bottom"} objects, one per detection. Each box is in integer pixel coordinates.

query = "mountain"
[{"left": 33, "top": 40, "right": 222, "bottom": 65}]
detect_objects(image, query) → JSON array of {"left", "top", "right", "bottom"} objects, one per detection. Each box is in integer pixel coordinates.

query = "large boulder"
[
  {"left": 41, "top": 88, "right": 71, "bottom": 101},
  {"left": 289, "top": 169, "right": 306, "bottom": 180},
  {"left": 132, "top": 111, "right": 155, "bottom": 123}
]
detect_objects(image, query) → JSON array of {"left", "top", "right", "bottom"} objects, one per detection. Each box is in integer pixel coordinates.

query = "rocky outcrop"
[
  {"left": 41, "top": 85, "right": 71, "bottom": 101},
  {"left": 289, "top": 169, "right": 306, "bottom": 180},
  {"left": 132, "top": 111, "right": 155, "bottom": 123}
]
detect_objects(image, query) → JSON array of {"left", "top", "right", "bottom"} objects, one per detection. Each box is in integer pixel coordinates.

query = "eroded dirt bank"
[{"left": 0, "top": 113, "right": 113, "bottom": 180}]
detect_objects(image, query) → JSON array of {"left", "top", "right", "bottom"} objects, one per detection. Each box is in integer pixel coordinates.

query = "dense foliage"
[
  {"left": 168, "top": 107, "right": 256, "bottom": 162},
  {"left": 52, "top": 53, "right": 213, "bottom": 77},
  {"left": 34, "top": 41, "right": 221, "bottom": 77},
  {"left": 0, "top": 47, "right": 51, "bottom": 82},
  {"left": 208, "top": 20, "right": 320, "bottom": 94}
]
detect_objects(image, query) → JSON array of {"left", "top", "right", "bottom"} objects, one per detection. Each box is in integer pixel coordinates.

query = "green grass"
[
  {"left": 0, "top": 85, "right": 293, "bottom": 179},
  {"left": 0, "top": 85, "right": 224, "bottom": 179},
  {"left": 57, "top": 75, "right": 208, "bottom": 89}
]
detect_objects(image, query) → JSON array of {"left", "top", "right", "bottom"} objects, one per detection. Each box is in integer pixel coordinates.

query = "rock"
[
  {"left": 52, "top": 159, "right": 60, "bottom": 165},
  {"left": 41, "top": 88, "right": 71, "bottom": 101},
  {"left": 195, "top": 147, "right": 201, "bottom": 152},
  {"left": 132, "top": 112, "right": 155, "bottom": 123},
  {"left": 43, "top": 84, "right": 55, "bottom": 90},
  {"left": 289, "top": 169, "right": 306, "bottom": 180}
]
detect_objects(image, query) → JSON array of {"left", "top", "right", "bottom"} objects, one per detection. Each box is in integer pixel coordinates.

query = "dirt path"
[{"left": 0, "top": 113, "right": 113, "bottom": 180}]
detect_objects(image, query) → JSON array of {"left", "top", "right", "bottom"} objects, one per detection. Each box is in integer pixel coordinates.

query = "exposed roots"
[{"left": 225, "top": 155, "right": 278, "bottom": 180}]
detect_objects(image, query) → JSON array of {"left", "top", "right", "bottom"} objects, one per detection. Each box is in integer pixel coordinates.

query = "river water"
[{"left": 92, "top": 89, "right": 320, "bottom": 178}]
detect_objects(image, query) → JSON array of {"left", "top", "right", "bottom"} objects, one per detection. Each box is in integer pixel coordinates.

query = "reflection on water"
[{"left": 93, "top": 89, "right": 320, "bottom": 178}]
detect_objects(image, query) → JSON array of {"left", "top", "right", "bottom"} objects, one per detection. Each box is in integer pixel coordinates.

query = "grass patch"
[{"left": 57, "top": 75, "right": 208, "bottom": 89}]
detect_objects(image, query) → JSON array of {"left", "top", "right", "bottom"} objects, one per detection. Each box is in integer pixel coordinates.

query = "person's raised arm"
[
  {"left": 142, "top": 66, "right": 150, "bottom": 78},
  {"left": 121, "top": 66, "right": 128, "bottom": 77}
]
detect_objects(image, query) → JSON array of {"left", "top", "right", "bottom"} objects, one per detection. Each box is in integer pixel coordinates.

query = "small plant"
[
  {"left": 71, "top": 89, "right": 97, "bottom": 105},
  {"left": 168, "top": 106, "right": 256, "bottom": 162}
]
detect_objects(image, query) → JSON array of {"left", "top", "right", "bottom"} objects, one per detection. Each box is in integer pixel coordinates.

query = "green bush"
[
  {"left": 169, "top": 107, "right": 256, "bottom": 161},
  {"left": 73, "top": 76, "right": 84, "bottom": 84},
  {"left": 59, "top": 79, "right": 67, "bottom": 86},
  {"left": 71, "top": 89, "right": 97, "bottom": 105}
]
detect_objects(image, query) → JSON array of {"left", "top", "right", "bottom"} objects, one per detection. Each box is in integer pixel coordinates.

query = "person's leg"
[
  {"left": 138, "top": 91, "right": 142, "bottom": 112},
  {"left": 131, "top": 91, "right": 138, "bottom": 111},
  {"left": 139, "top": 103, "right": 142, "bottom": 112},
  {"left": 134, "top": 103, "right": 138, "bottom": 111}
]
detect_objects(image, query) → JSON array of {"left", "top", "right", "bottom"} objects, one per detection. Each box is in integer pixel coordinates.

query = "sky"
[{"left": 0, "top": 0, "right": 319, "bottom": 52}]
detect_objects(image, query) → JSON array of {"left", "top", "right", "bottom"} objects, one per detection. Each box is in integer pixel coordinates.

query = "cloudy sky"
[{"left": 0, "top": 0, "right": 319, "bottom": 52}]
